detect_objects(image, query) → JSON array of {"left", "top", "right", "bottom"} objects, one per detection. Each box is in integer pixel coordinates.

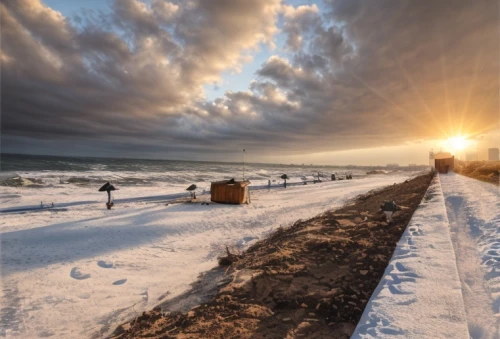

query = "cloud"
[
  {"left": 282, "top": 4, "right": 320, "bottom": 51},
  {"left": 255, "top": 0, "right": 499, "bottom": 150},
  {"left": 1, "top": 0, "right": 281, "bottom": 150},
  {"left": 1, "top": 0, "right": 498, "bottom": 160}
]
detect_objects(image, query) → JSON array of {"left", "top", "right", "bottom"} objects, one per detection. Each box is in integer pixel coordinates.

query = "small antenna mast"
[{"left": 243, "top": 149, "right": 246, "bottom": 181}]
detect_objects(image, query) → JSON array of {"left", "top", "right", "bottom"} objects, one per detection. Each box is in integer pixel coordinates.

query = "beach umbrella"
[
  {"left": 99, "top": 182, "right": 116, "bottom": 209},
  {"left": 281, "top": 174, "right": 289, "bottom": 188},
  {"left": 186, "top": 184, "right": 197, "bottom": 199}
]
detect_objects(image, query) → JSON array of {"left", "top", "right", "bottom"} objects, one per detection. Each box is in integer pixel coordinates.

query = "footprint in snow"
[
  {"left": 490, "top": 243, "right": 500, "bottom": 249},
  {"left": 388, "top": 284, "right": 412, "bottom": 295},
  {"left": 113, "top": 279, "right": 127, "bottom": 285},
  {"left": 70, "top": 267, "right": 91, "bottom": 280},
  {"left": 97, "top": 260, "right": 114, "bottom": 269},
  {"left": 379, "top": 327, "right": 405, "bottom": 335},
  {"left": 487, "top": 250, "right": 500, "bottom": 257},
  {"left": 395, "top": 262, "right": 409, "bottom": 272}
]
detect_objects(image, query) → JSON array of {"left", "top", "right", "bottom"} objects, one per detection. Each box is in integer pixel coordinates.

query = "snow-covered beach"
[
  {"left": 0, "top": 161, "right": 418, "bottom": 338},
  {"left": 2, "top": 153, "right": 497, "bottom": 339}
]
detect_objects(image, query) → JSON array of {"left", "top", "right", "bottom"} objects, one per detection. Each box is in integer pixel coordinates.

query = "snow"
[
  {"left": 353, "top": 173, "right": 500, "bottom": 339},
  {"left": 440, "top": 173, "right": 500, "bottom": 338},
  {"left": 353, "top": 175, "right": 469, "bottom": 338},
  {"left": 0, "top": 173, "right": 416, "bottom": 338}
]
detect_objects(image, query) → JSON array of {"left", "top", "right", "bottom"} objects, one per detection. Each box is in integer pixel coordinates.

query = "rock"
[
  {"left": 283, "top": 318, "right": 292, "bottom": 322},
  {"left": 360, "top": 270, "right": 368, "bottom": 275},
  {"left": 301, "top": 303, "right": 308, "bottom": 308}
]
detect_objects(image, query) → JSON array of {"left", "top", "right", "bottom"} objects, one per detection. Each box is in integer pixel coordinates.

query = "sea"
[{"left": 0, "top": 153, "right": 418, "bottom": 190}]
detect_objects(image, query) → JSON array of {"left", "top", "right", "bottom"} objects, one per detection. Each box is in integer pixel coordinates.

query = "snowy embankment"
[
  {"left": 0, "top": 173, "right": 415, "bottom": 338},
  {"left": 353, "top": 175, "right": 470, "bottom": 338},
  {"left": 440, "top": 173, "right": 500, "bottom": 339}
]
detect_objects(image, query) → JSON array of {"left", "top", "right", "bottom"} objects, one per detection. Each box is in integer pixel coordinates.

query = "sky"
[{"left": 1, "top": 0, "right": 499, "bottom": 165}]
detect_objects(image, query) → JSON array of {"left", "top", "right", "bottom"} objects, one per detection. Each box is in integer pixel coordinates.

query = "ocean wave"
[
  {"left": 3, "top": 155, "right": 416, "bottom": 189},
  {"left": 0, "top": 175, "right": 44, "bottom": 187}
]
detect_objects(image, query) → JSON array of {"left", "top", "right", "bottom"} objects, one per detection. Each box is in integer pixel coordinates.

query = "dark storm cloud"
[{"left": 1, "top": 0, "right": 498, "bottom": 159}]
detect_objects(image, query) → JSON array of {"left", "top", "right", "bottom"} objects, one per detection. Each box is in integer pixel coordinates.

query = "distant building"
[
  {"left": 408, "top": 164, "right": 417, "bottom": 167},
  {"left": 429, "top": 150, "right": 435, "bottom": 167},
  {"left": 386, "top": 163, "right": 399, "bottom": 168},
  {"left": 466, "top": 152, "right": 478, "bottom": 161},
  {"left": 488, "top": 148, "right": 499, "bottom": 161}
]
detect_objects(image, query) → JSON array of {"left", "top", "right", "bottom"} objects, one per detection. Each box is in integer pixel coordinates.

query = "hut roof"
[
  {"left": 212, "top": 179, "right": 250, "bottom": 187},
  {"left": 435, "top": 152, "right": 453, "bottom": 159}
]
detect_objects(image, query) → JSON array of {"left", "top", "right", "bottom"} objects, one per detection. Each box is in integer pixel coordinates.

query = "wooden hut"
[
  {"left": 211, "top": 179, "right": 250, "bottom": 204},
  {"left": 434, "top": 152, "right": 454, "bottom": 174}
]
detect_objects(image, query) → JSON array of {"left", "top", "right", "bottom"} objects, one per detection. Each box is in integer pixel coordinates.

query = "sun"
[
  {"left": 440, "top": 135, "right": 475, "bottom": 155},
  {"left": 448, "top": 136, "right": 467, "bottom": 151}
]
